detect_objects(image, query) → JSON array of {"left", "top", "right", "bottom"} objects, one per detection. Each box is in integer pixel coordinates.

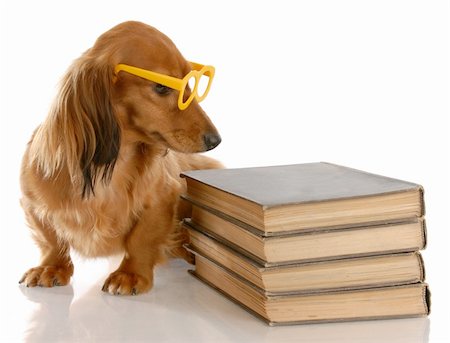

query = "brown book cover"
[{"left": 181, "top": 162, "right": 424, "bottom": 234}]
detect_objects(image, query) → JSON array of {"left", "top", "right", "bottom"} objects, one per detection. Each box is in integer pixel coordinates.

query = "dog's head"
[
  {"left": 52, "top": 21, "right": 221, "bottom": 196},
  {"left": 107, "top": 21, "right": 221, "bottom": 153}
]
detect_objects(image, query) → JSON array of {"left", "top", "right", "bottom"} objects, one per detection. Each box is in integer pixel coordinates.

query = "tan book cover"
[
  {"left": 183, "top": 216, "right": 426, "bottom": 265},
  {"left": 181, "top": 162, "right": 424, "bottom": 234},
  {"left": 190, "top": 255, "right": 431, "bottom": 326}
]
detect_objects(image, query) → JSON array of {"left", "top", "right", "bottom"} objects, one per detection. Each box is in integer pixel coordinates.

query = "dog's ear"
[{"left": 59, "top": 57, "right": 121, "bottom": 198}]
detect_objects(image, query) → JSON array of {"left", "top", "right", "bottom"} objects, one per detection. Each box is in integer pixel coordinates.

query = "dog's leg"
[
  {"left": 102, "top": 201, "right": 175, "bottom": 296},
  {"left": 166, "top": 221, "right": 195, "bottom": 264},
  {"left": 19, "top": 211, "right": 73, "bottom": 287}
]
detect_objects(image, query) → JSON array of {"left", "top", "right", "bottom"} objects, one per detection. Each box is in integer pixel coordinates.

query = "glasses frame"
[{"left": 114, "top": 62, "right": 215, "bottom": 110}]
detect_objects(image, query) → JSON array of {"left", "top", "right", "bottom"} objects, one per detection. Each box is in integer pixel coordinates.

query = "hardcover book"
[
  {"left": 185, "top": 227, "right": 425, "bottom": 294},
  {"left": 191, "top": 254, "right": 430, "bottom": 326},
  {"left": 181, "top": 162, "right": 424, "bottom": 234},
  {"left": 184, "top": 209, "right": 426, "bottom": 264}
]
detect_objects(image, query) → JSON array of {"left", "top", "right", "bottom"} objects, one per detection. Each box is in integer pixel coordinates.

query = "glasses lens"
[
  {"left": 197, "top": 74, "right": 210, "bottom": 99},
  {"left": 187, "top": 75, "right": 197, "bottom": 93},
  {"left": 179, "top": 75, "right": 196, "bottom": 109}
]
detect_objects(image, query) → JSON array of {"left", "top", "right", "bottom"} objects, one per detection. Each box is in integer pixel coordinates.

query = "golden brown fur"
[{"left": 19, "top": 21, "right": 222, "bottom": 295}]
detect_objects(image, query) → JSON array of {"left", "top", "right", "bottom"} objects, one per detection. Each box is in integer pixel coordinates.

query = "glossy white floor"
[{"left": 0, "top": 251, "right": 433, "bottom": 343}]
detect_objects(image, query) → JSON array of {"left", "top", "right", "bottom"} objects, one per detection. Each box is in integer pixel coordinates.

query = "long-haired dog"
[{"left": 19, "top": 21, "right": 222, "bottom": 295}]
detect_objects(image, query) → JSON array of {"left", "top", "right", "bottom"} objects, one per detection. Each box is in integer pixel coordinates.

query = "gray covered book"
[{"left": 181, "top": 162, "right": 424, "bottom": 235}]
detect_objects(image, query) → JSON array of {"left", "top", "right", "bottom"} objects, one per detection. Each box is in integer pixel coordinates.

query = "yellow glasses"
[{"left": 114, "top": 62, "right": 215, "bottom": 110}]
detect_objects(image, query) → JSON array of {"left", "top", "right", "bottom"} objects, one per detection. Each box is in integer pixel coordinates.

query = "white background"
[{"left": 0, "top": 0, "right": 448, "bottom": 342}]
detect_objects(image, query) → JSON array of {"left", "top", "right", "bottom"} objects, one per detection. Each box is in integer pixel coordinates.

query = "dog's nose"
[{"left": 203, "top": 133, "right": 221, "bottom": 151}]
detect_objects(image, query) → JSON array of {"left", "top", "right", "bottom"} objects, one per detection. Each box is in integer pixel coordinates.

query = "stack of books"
[{"left": 180, "top": 162, "right": 430, "bottom": 326}]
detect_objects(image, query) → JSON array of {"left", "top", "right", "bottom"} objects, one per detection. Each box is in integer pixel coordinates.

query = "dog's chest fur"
[{"left": 28, "top": 145, "right": 183, "bottom": 257}]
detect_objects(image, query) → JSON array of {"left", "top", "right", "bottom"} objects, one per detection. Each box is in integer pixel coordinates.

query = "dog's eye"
[{"left": 154, "top": 84, "right": 171, "bottom": 95}]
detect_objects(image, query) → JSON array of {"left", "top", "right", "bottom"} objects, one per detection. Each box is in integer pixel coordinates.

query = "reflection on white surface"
[{"left": 6, "top": 259, "right": 430, "bottom": 343}]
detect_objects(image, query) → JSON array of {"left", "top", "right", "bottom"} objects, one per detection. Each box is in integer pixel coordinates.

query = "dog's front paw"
[
  {"left": 19, "top": 266, "right": 72, "bottom": 288},
  {"left": 102, "top": 271, "right": 153, "bottom": 296}
]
